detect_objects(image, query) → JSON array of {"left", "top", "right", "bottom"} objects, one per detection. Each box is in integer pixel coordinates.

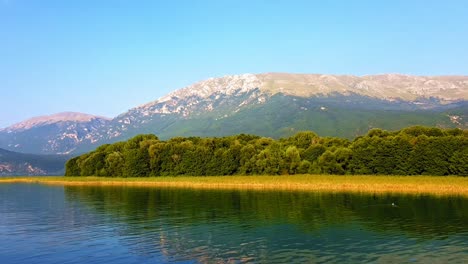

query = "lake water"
[{"left": 1, "top": 183, "right": 468, "bottom": 263}]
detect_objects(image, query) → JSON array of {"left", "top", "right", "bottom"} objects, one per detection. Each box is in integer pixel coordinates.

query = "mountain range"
[
  {"left": 1, "top": 73, "right": 467, "bottom": 158},
  {"left": 0, "top": 148, "right": 69, "bottom": 176}
]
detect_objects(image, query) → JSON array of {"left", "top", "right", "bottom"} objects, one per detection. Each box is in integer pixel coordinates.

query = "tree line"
[{"left": 65, "top": 126, "right": 468, "bottom": 177}]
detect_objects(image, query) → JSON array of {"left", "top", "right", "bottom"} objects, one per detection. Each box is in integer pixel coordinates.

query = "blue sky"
[{"left": 1, "top": 0, "right": 467, "bottom": 127}]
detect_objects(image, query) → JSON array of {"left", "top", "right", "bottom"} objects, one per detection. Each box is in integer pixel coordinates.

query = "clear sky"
[{"left": 1, "top": 0, "right": 467, "bottom": 128}]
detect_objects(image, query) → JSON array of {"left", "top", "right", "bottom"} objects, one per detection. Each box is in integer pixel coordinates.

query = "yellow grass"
[{"left": 1, "top": 175, "right": 468, "bottom": 197}]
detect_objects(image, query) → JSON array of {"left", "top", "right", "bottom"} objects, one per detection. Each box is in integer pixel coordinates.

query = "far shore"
[{"left": 1, "top": 175, "right": 468, "bottom": 197}]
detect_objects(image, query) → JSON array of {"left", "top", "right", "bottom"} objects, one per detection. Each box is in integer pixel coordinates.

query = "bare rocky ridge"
[
  {"left": 143, "top": 73, "right": 468, "bottom": 107},
  {"left": 126, "top": 73, "right": 468, "bottom": 120},
  {"left": 106, "top": 73, "right": 467, "bottom": 136},
  {"left": 0, "top": 112, "right": 110, "bottom": 154},
  {"left": 1, "top": 112, "right": 110, "bottom": 132},
  {"left": 258, "top": 73, "right": 468, "bottom": 102}
]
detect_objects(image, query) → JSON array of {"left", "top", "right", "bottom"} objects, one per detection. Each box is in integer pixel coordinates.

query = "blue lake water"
[{"left": 1, "top": 183, "right": 468, "bottom": 263}]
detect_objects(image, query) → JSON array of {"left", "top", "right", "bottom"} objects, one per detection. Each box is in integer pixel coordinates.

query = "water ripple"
[{"left": 1, "top": 184, "right": 468, "bottom": 263}]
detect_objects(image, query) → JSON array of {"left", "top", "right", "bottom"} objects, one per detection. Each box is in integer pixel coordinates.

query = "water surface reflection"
[{"left": 1, "top": 184, "right": 467, "bottom": 263}]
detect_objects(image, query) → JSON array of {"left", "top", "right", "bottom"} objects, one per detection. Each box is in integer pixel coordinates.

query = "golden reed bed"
[{"left": 1, "top": 175, "right": 468, "bottom": 197}]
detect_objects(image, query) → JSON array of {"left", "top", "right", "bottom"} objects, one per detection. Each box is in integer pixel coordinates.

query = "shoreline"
[{"left": 1, "top": 175, "right": 468, "bottom": 197}]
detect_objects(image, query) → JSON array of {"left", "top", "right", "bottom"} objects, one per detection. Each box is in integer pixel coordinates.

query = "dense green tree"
[
  {"left": 317, "top": 150, "right": 343, "bottom": 174},
  {"left": 65, "top": 126, "right": 468, "bottom": 177},
  {"left": 367, "top": 128, "right": 390, "bottom": 138},
  {"left": 123, "top": 148, "right": 150, "bottom": 177},
  {"left": 302, "top": 144, "right": 326, "bottom": 163},
  {"left": 285, "top": 146, "right": 301, "bottom": 174},
  {"left": 80, "top": 152, "right": 106, "bottom": 176},
  {"left": 401, "top": 126, "right": 444, "bottom": 137},
  {"left": 105, "top": 152, "right": 124, "bottom": 177},
  {"left": 239, "top": 144, "right": 256, "bottom": 174},
  {"left": 297, "top": 160, "right": 311, "bottom": 174},
  {"left": 407, "top": 136, "right": 452, "bottom": 175},
  {"left": 449, "top": 148, "right": 468, "bottom": 175},
  {"left": 65, "top": 157, "right": 81, "bottom": 176},
  {"left": 255, "top": 148, "right": 282, "bottom": 175},
  {"left": 286, "top": 131, "right": 319, "bottom": 149}
]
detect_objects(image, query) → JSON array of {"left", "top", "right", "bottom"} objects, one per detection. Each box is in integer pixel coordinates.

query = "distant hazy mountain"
[
  {"left": 0, "top": 112, "right": 110, "bottom": 154},
  {"left": 0, "top": 148, "right": 69, "bottom": 176},
  {"left": 1, "top": 73, "right": 467, "bottom": 155}
]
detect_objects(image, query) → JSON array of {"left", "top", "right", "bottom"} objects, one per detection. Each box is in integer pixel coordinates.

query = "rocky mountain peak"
[
  {"left": 135, "top": 73, "right": 468, "bottom": 112},
  {"left": 138, "top": 73, "right": 262, "bottom": 110},
  {"left": 108, "top": 73, "right": 468, "bottom": 137},
  {"left": 0, "top": 112, "right": 111, "bottom": 154},
  {"left": 257, "top": 73, "right": 468, "bottom": 102},
  {"left": 2, "top": 112, "right": 110, "bottom": 132},
  {"left": 121, "top": 73, "right": 468, "bottom": 115}
]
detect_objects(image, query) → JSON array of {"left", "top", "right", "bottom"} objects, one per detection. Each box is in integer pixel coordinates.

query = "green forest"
[{"left": 65, "top": 126, "right": 468, "bottom": 177}]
